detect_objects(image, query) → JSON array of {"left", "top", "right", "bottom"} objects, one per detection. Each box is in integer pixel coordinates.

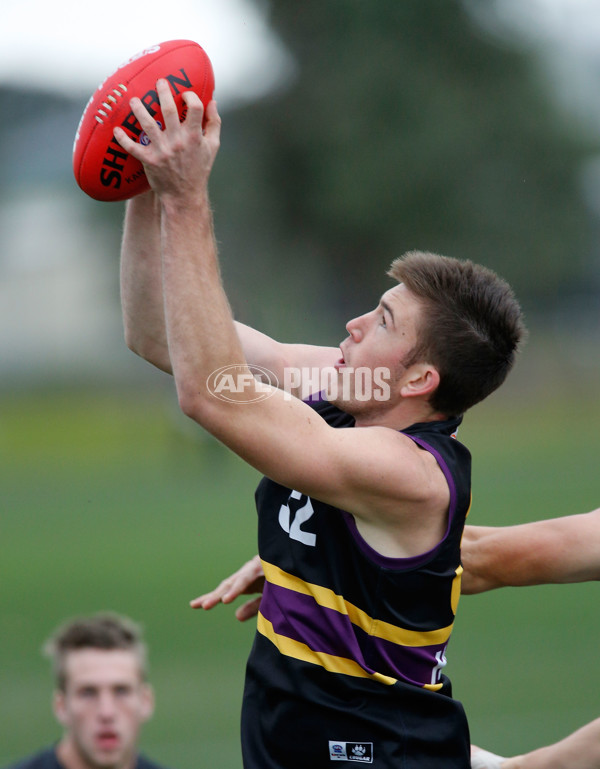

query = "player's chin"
[{"left": 327, "top": 391, "right": 357, "bottom": 414}]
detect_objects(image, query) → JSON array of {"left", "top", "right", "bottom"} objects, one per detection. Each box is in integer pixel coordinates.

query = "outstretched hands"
[
  {"left": 113, "top": 78, "right": 221, "bottom": 202},
  {"left": 190, "top": 555, "right": 265, "bottom": 622}
]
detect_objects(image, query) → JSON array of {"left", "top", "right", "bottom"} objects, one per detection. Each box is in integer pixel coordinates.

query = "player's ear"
[
  {"left": 400, "top": 363, "right": 440, "bottom": 399},
  {"left": 139, "top": 683, "right": 155, "bottom": 722},
  {"left": 53, "top": 690, "right": 69, "bottom": 726}
]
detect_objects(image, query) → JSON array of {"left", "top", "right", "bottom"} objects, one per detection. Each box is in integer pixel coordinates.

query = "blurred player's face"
[{"left": 54, "top": 649, "right": 154, "bottom": 769}]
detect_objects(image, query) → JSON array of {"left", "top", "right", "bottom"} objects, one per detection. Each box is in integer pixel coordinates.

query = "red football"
[{"left": 73, "top": 39, "right": 215, "bottom": 202}]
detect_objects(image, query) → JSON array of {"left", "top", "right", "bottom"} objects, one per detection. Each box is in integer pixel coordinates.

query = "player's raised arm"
[
  {"left": 119, "top": 188, "right": 337, "bottom": 388},
  {"left": 114, "top": 80, "right": 524, "bottom": 551},
  {"left": 120, "top": 197, "right": 338, "bottom": 389},
  {"left": 114, "top": 85, "right": 446, "bottom": 543},
  {"left": 120, "top": 190, "right": 174, "bottom": 373}
]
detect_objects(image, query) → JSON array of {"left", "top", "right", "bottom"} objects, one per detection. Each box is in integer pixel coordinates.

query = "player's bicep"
[
  {"left": 204, "top": 392, "right": 429, "bottom": 524},
  {"left": 255, "top": 414, "right": 438, "bottom": 525}
]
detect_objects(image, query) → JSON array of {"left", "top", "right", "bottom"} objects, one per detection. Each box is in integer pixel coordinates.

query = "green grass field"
[{"left": 1, "top": 384, "right": 598, "bottom": 767}]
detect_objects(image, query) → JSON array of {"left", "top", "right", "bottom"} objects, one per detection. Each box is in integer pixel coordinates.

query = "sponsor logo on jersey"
[{"left": 328, "top": 741, "right": 373, "bottom": 763}]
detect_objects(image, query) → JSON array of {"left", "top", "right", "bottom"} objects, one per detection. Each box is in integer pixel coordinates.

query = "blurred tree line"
[
  {"left": 3, "top": 0, "right": 599, "bottom": 351},
  {"left": 210, "top": 0, "right": 599, "bottom": 341}
]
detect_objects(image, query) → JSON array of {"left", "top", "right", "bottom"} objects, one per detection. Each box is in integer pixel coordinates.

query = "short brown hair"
[
  {"left": 43, "top": 612, "right": 148, "bottom": 691},
  {"left": 388, "top": 251, "right": 526, "bottom": 416}
]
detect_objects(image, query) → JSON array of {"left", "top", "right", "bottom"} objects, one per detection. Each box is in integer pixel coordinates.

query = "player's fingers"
[
  {"left": 127, "top": 96, "right": 163, "bottom": 142},
  {"left": 190, "top": 557, "right": 264, "bottom": 610},
  {"left": 235, "top": 597, "right": 262, "bottom": 622},
  {"left": 190, "top": 593, "right": 217, "bottom": 609},
  {"left": 221, "top": 575, "right": 253, "bottom": 603},
  {"left": 113, "top": 125, "right": 139, "bottom": 156},
  {"left": 202, "top": 99, "right": 221, "bottom": 143},
  {"left": 470, "top": 748, "right": 507, "bottom": 769},
  {"left": 190, "top": 575, "right": 235, "bottom": 609},
  {"left": 223, "top": 556, "right": 264, "bottom": 599},
  {"left": 181, "top": 90, "right": 205, "bottom": 133},
  {"left": 156, "top": 78, "right": 181, "bottom": 133}
]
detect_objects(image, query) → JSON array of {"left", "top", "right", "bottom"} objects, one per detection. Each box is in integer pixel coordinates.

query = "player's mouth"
[
  {"left": 335, "top": 346, "right": 347, "bottom": 369},
  {"left": 95, "top": 731, "right": 120, "bottom": 752}
]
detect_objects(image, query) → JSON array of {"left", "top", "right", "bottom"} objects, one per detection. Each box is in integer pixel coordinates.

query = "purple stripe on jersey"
[
  {"left": 342, "top": 435, "right": 457, "bottom": 570},
  {"left": 261, "top": 581, "right": 447, "bottom": 687},
  {"left": 261, "top": 582, "right": 362, "bottom": 661},
  {"left": 303, "top": 389, "right": 327, "bottom": 404}
]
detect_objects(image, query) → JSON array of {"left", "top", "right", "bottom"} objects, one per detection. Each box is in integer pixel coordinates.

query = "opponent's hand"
[
  {"left": 190, "top": 555, "right": 265, "bottom": 622},
  {"left": 113, "top": 78, "right": 221, "bottom": 203}
]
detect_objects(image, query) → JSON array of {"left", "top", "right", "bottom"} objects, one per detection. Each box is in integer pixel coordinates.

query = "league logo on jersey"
[{"left": 328, "top": 741, "right": 373, "bottom": 763}]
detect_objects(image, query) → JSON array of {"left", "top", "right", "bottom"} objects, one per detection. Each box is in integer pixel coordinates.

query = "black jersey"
[
  {"left": 241, "top": 397, "right": 472, "bottom": 768},
  {"left": 5, "top": 747, "right": 168, "bottom": 769}
]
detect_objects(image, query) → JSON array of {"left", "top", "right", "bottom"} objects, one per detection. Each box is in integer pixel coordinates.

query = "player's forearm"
[
  {"left": 120, "top": 191, "right": 173, "bottom": 374},
  {"left": 235, "top": 322, "right": 339, "bottom": 395},
  {"left": 234, "top": 322, "right": 290, "bottom": 380},
  {"left": 160, "top": 194, "right": 247, "bottom": 419},
  {"left": 502, "top": 717, "right": 600, "bottom": 769},
  {"left": 120, "top": 193, "right": 336, "bottom": 385},
  {"left": 461, "top": 523, "right": 565, "bottom": 594},
  {"left": 462, "top": 511, "right": 600, "bottom": 594},
  {"left": 121, "top": 194, "right": 282, "bottom": 376}
]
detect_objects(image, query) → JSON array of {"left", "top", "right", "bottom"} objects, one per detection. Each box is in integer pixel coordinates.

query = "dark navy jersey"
[
  {"left": 241, "top": 397, "right": 472, "bottom": 768},
  {"left": 5, "top": 747, "right": 168, "bottom": 769}
]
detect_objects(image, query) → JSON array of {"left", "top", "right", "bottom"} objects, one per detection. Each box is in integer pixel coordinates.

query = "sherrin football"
[{"left": 73, "top": 40, "right": 215, "bottom": 202}]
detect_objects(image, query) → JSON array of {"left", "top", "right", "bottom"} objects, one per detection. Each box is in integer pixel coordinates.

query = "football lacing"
[{"left": 94, "top": 84, "right": 128, "bottom": 124}]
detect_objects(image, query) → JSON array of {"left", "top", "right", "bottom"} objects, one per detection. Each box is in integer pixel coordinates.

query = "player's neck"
[{"left": 352, "top": 398, "right": 448, "bottom": 430}]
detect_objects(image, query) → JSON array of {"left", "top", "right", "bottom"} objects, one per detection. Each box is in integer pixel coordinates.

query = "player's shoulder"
[
  {"left": 3, "top": 747, "right": 60, "bottom": 769},
  {"left": 135, "top": 755, "right": 173, "bottom": 769}
]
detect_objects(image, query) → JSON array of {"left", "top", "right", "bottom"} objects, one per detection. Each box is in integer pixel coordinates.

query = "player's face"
[
  {"left": 334, "top": 283, "right": 423, "bottom": 410},
  {"left": 54, "top": 649, "right": 154, "bottom": 769}
]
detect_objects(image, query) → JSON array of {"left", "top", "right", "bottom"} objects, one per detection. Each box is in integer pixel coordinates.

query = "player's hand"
[
  {"left": 113, "top": 78, "right": 221, "bottom": 203},
  {"left": 470, "top": 745, "right": 508, "bottom": 768},
  {"left": 190, "top": 555, "right": 265, "bottom": 622}
]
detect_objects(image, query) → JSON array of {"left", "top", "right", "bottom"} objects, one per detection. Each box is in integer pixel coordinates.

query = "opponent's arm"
[
  {"left": 190, "top": 508, "right": 600, "bottom": 620},
  {"left": 472, "top": 716, "right": 600, "bottom": 769},
  {"left": 461, "top": 509, "right": 600, "bottom": 594}
]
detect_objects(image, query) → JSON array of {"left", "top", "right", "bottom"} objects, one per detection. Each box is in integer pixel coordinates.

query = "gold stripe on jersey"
[
  {"left": 261, "top": 559, "right": 454, "bottom": 647},
  {"left": 257, "top": 611, "right": 444, "bottom": 691},
  {"left": 451, "top": 564, "right": 463, "bottom": 615},
  {"left": 257, "top": 612, "right": 397, "bottom": 685}
]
